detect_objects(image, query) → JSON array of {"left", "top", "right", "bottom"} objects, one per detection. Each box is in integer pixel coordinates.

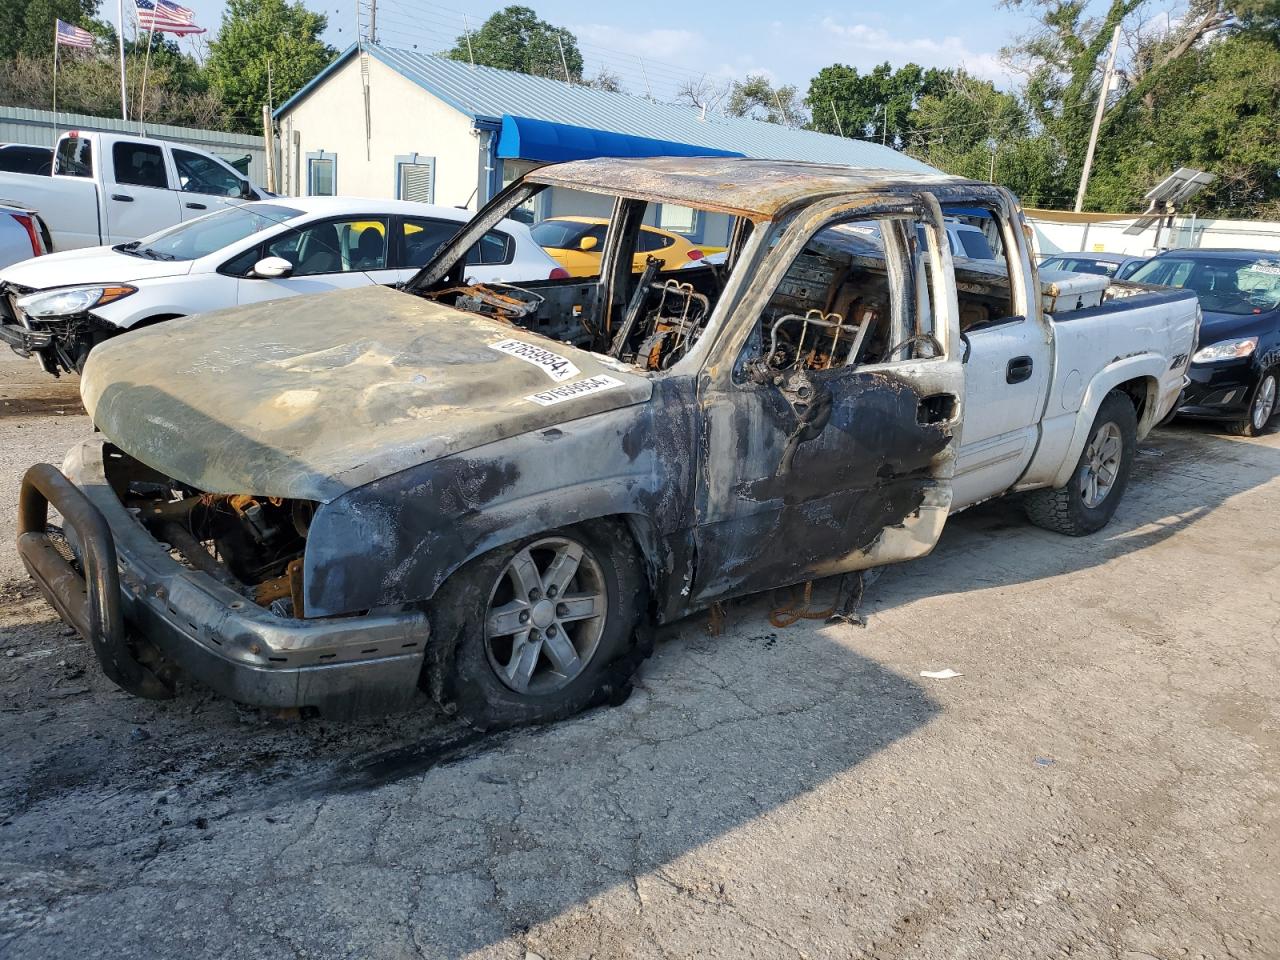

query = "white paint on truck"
[{"left": 0, "top": 131, "right": 268, "bottom": 253}]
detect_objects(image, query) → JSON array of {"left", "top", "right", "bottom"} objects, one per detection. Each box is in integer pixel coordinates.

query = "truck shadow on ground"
[
  {"left": 1, "top": 423, "right": 1276, "bottom": 956},
  {"left": 855, "top": 423, "right": 1280, "bottom": 614}
]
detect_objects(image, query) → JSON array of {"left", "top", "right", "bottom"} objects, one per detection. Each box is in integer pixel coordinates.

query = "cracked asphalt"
[{"left": 1, "top": 349, "right": 1278, "bottom": 959}]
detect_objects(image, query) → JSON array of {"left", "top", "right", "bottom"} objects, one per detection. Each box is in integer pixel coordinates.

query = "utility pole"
[
  {"left": 556, "top": 34, "right": 570, "bottom": 82},
  {"left": 1074, "top": 23, "right": 1122, "bottom": 213},
  {"left": 262, "top": 104, "right": 277, "bottom": 193},
  {"left": 462, "top": 14, "right": 476, "bottom": 66},
  {"left": 829, "top": 100, "right": 844, "bottom": 138},
  {"left": 772, "top": 90, "right": 788, "bottom": 126},
  {"left": 368, "top": 0, "right": 376, "bottom": 43}
]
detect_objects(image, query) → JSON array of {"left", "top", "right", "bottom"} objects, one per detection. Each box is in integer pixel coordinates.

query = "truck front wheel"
[
  {"left": 426, "top": 520, "right": 650, "bottom": 729},
  {"left": 1025, "top": 391, "right": 1137, "bottom": 536}
]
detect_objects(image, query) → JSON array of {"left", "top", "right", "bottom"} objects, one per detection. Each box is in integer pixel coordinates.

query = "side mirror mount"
[
  {"left": 252, "top": 256, "right": 293, "bottom": 279},
  {"left": 578, "top": 235, "right": 599, "bottom": 252},
  {"left": 239, "top": 179, "right": 255, "bottom": 200}
]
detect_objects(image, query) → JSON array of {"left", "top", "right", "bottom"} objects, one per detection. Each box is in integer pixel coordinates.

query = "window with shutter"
[{"left": 397, "top": 160, "right": 435, "bottom": 204}]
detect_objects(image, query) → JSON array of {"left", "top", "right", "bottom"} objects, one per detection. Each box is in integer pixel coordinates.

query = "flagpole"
[
  {"left": 51, "top": 23, "right": 59, "bottom": 146},
  {"left": 116, "top": 0, "right": 128, "bottom": 119},
  {"left": 138, "top": 19, "right": 156, "bottom": 131}
]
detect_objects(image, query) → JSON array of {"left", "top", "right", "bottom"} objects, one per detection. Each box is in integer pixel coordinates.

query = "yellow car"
[{"left": 530, "top": 216, "right": 706, "bottom": 276}]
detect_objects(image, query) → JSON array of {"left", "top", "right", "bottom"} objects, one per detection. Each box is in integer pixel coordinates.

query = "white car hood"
[{"left": 0, "top": 245, "right": 194, "bottom": 289}]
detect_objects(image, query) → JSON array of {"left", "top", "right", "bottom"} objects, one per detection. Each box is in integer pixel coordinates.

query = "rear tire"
[
  {"left": 1025, "top": 391, "right": 1137, "bottom": 536},
  {"left": 425, "top": 520, "right": 650, "bottom": 729},
  {"left": 1225, "top": 371, "right": 1276, "bottom": 438}
]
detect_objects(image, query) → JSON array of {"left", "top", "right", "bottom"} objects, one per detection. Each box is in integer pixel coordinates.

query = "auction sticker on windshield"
[
  {"left": 489, "top": 338, "right": 579, "bottom": 382},
  {"left": 526, "top": 375, "right": 624, "bottom": 406}
]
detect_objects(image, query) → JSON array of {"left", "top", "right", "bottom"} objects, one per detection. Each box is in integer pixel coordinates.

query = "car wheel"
[
  {"left": 1025, "top": 390, "right": 1137, "bottom": 536},
  {"left": 1226, "top": 371, "right": 1276, "bottom": 437},
  {"left": 426, "top": 520, "right": 650, "bottom": 729}
]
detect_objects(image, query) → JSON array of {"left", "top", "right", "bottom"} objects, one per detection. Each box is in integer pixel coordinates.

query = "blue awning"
[{"left": 497, "top": 114, "right": 744, "bottom": 164}]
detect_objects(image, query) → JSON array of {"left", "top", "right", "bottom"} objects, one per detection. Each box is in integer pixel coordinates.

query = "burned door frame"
[{"left": 688, "top": 191, "right": 965, "bottom": 605}]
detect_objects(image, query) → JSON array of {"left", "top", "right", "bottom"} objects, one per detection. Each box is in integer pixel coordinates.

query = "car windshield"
[
  {"left": 1128, "top": 254, "right": 1280, "bottom": 315},
  {"left": 530, "top": 220, "right": 597, "bottom": 248},
  {"left": 120, "top": 203, "right": 303, "bottom": 261},
  {"left": 1041, "top": 256, "right": 1119, "bottom": 277}
]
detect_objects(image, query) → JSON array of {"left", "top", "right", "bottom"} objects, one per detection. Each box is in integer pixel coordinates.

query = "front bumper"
[
  {"left": 17, "top": 440, "right": 429, "bottom": 718},
  {"left": 1177, "top": 359, "right": 1256, "bottom": 419},
  {"left": 0, "top": 288, "right": 58, "bottom": 375}
]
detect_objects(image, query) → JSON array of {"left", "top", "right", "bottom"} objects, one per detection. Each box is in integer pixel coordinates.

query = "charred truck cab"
[{"left": 17, "top": 158, "right": 1197, "bottom": 724}]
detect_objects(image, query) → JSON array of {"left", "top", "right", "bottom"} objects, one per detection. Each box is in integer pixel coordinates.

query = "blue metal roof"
[{"left": 278, "top": 44, "right": 936, "bottom": 173}]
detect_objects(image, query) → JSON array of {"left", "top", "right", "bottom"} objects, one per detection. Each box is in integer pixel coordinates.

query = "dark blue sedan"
[{"left": 1129, "top": 250, "right": 1280, "bottom": 436}]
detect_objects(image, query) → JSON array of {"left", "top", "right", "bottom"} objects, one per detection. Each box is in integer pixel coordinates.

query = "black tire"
[
  {"left": 425, "top": 519, "right": 651, "bottom": 729},
  {"left": 1025, "top": 390, "right": 1138, "bottom": 536},
  {"left": 1225, "top": 370, "right": 1277, "bottom": 438}
]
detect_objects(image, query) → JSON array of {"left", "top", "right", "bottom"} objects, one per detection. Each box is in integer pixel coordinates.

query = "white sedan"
[{"left": 0, "top": 196, "right": 568, "bottom": 376}]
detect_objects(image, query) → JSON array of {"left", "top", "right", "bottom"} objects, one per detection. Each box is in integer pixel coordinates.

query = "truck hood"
[
  {"left": 0, "top": 245, "right": 193, "bottom": 288},
  {"left": 80, "top": 284, "right": 652, "bottom": 502}
]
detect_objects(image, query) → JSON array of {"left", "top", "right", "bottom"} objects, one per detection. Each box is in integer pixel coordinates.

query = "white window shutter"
[{"left": 399, "top": 162, "right": 434, "bottom": 203}]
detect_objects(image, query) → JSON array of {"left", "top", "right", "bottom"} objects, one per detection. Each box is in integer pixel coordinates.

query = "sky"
[{"left": 166, "top": 0, "right": 1035, "bottom": 100}]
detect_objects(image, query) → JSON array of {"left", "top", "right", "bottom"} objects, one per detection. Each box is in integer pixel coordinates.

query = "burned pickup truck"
[{"left": 17, "top": 158, "right": 1200, "bottom": 724}]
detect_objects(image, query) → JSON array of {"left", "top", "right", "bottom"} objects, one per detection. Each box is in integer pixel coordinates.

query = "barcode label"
[
  {"left": 489, "top": 338, "right": 579, "bottom": 382},
  {"left": 526, "top": 375, "right": 625, "bottom": 406}
]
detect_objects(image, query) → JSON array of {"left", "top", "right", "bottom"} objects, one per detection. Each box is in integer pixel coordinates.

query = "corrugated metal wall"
[{"left": 0, "top": 106, "right": 269, "bottom": 183}]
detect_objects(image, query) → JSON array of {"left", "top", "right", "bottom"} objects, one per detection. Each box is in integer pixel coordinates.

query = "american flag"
[
  {"left": 134, "top": 0, "right": 206, "bottom": 35},
  {"left": 55, "top": 19, "right": 96, "bottom": 49}
]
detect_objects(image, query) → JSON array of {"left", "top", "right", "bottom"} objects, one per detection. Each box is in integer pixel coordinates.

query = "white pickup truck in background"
[{"left": 0, "top": 131, "right": 268, "bottom": 254}]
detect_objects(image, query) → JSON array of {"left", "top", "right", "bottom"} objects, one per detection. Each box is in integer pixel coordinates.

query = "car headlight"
[
  {"left": 16, "top": 284, "right": 137, "bottom": 318},
  {"left": 1192, "top": 337, "right": 1257, "bottom": 363}
]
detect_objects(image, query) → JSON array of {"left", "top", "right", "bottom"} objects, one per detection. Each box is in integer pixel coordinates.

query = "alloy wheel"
[
  {"left": 1252, "top": 375, "right": 1276, "bottom": 432},
  {"left": 484, "top": 537, "right": 608, "bottom": 695},
  {"left": 1079, "top": 421, "right": 1123, "bottom": 509}
]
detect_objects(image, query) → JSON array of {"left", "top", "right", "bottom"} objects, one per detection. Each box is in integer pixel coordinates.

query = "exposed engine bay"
[{"left": 104, "top": 447, "right": 315, "bottom": 617}]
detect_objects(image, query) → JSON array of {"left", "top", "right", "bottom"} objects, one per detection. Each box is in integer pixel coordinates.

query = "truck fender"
[
  {"left": 304, "top": 471, "right": 672, "bottom": 618},
  {"left": 1049, "top": 354, "right": 1164, "bottom": 490},
  {"left": 301, "top": 401, "right": 695, "bottom": 618}
]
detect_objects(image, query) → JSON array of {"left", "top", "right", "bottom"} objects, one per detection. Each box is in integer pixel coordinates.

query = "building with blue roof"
[{"left": 273, "top": 42, "right": 935, "bottom": 245}]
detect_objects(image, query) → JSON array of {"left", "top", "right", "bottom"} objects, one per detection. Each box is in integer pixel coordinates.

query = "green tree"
[
  {"left": 0, "top": 51, "right": 223, "bottom": 128},
  {"left": 998, "top": 0, "right": 1278, "bottom": 208},
  {"left": 726, "top": 74, "right": 805, "bottom": 126},
  {"left": 206, "top": 0, "right": 334, "bottom": 133},
  {"left": 447, "top": 5, "right": 583, "bottom": 81},
  {"left": 908, "top": 69, "right": 1065, "bottom": 203},
  {"left": 0, "top": 0, "right": 100, "bottom": 60},
  {"left": 1090, "top": 31, "right": 1280, "bottom": 216},
  {"left": 806, "top": 62, "right": 949, "bottom": 147}
]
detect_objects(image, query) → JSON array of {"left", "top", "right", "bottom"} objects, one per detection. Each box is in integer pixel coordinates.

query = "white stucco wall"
[
  {"left": 277, "top": 55, "right": 481, "bottom": 206},
  {"left": 1029, "top": 213, "right": 1280, "bottom": 257}
]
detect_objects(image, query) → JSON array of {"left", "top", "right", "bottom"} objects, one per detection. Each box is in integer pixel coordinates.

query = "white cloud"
[
  {"left": 570, "top": 24, "right": 706, "bottom": 63},
  {"left": 817, "top": 18, "right": 1014, "bottom": 85}
]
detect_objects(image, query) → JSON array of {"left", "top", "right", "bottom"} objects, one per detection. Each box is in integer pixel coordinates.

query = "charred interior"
[
  {"left": 414, "top": 187, "right": 737, "bottom": 373},
  {"left": 104, "top": 446, "right": 315, "bottom": 617}
]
